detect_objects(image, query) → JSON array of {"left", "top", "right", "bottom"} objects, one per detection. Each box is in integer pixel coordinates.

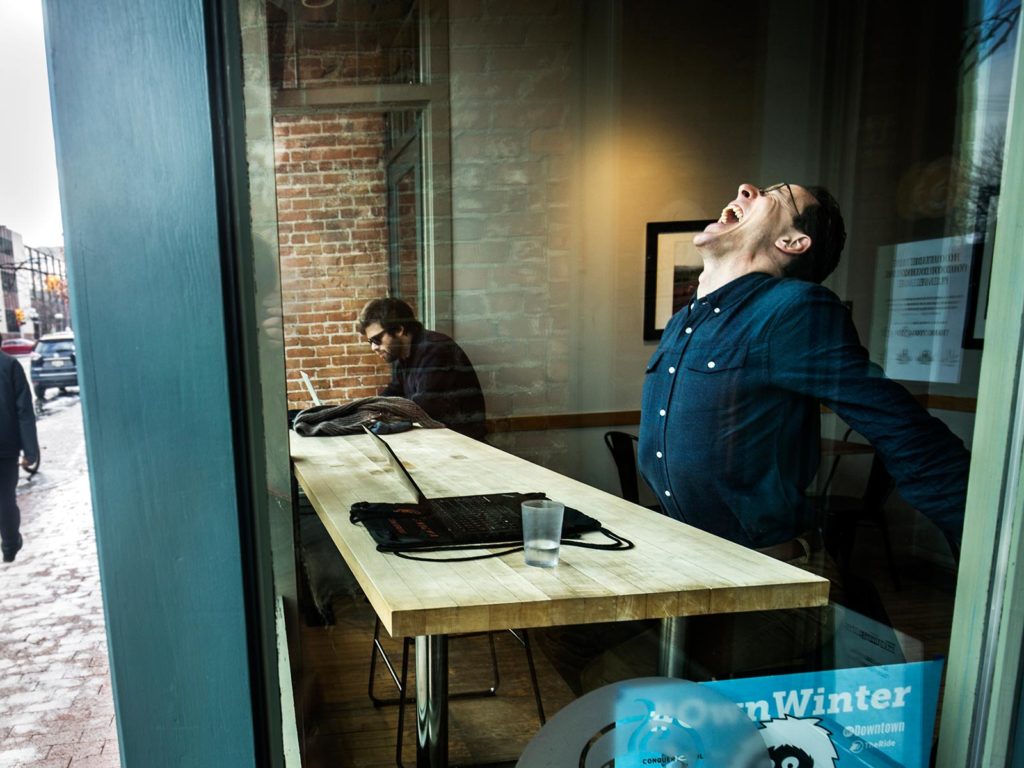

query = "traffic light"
[
  {"left": 45, "top": 275, "right": 62, "bottom": 292},
  {"left": 14, "top": 307, "right": 25, "bottom": 325}
]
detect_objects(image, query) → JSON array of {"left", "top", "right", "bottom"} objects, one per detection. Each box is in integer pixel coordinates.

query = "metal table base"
[
  {"left": 413, "top": 620, "right": 686, "bottom": 767},
  {"left": 415, "top": 635, "right": 448, "bottom": 767}
]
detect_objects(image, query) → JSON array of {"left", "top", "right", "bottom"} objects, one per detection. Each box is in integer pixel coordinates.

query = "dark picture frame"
[
  {"left": 963, "top": 185, "right": 999, "bottom": 349},
  {"left": 643, "top": 219, "right": 713, "bottom": 340}
]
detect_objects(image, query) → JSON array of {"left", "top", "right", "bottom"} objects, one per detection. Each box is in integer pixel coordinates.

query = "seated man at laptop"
[{"left": 356, "top": 297, "right": 487, "bottom": 440}]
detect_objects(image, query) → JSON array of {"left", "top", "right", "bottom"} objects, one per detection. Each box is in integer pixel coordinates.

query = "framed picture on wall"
[
  {"left": 643, "top": 220, "right": 713, "bottom": 340},
  {"left": 963, "top": 185, "right": 999, "bottom": 349}
]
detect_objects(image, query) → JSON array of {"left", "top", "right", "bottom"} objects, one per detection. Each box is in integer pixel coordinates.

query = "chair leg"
[
  {"left": 485, "top": 631, "right": 500, "bottom": 695},
  {"left": 442, "top": 633, "right": 500, "bottom": 701},
  {"left": 874, "top": 509, "right": 902, "bottom": 591},
  {"left": 368, "top": 618, "right": 383, "bottom": 705},
  {"left": 369, "top": 617, "right": 414, "bottom": 708},
  {"left": 510, "top": 629, "right": 546, "bottom": 725},
  {"left": 836, "top": 514, "right": 857, "bottom": 572}
]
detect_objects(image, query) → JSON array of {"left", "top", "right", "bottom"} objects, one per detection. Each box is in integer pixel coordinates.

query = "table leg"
[
  {"left": 658, "top": 617, "right": 686, "bottom": 678},
  {"left": 415, "top": 634, "right": 449, "bottom": 768}
]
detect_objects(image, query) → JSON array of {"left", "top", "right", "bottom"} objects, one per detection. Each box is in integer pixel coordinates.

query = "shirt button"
[
  {"left": 707, "top": 361, "right": 716, "bottom": 369},
  {"left": 668, "top": 366, "right": 676, "bottom": 374},
  {"left": 659, "top": 409, "right": 666, "bottom": 417},
  {"left": 685, "top": 327, "right": 693, "bottom": 334},
  {"left": 713, "top": 307, "right": 721, "bottom": 314},
  {"left": 656, "top": 451, "right": 663, "bottom": 459},
  {"left": 664, "top": 490, "right": 672, "bottom": 497}
]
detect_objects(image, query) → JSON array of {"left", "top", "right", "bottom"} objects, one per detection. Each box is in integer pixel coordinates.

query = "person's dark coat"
[
  {"left": 0, "top": 352, "right": 39, "bottom": 461},
  {"left": 382, "top": 329, "right": 487, "bottom": 440}
]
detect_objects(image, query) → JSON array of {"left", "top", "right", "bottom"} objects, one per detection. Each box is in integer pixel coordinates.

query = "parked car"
[
  {"left": 1, "top": 337, "right": 36, "bottom": 356},
  {"left": 31, "top": 331, "right": 77, "bottom": 399}
]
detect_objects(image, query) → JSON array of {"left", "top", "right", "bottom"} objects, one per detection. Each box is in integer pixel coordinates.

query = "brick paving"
[{"left": 0, "top": 390, "right": 120, "bottom": 768}]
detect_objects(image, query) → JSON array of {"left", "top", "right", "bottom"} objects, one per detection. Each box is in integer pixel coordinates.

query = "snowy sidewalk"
[{"left": 0, "top": 394, "right": 119, "bottom": 768}]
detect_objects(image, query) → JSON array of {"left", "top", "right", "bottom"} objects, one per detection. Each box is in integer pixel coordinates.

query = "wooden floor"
[
  {"left": 294, "top": 523, "right": 957, "bottom": 767},
  {"left": 295, "top": 597, "right": 577, "bottom": 767}
]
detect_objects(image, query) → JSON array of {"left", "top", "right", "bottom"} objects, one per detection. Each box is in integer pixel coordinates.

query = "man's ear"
[
  {"left": 394, "top": 325, "right": 405, "bottom": 338},
  {"left": 775, "top": 232, "right": 812, "bottom": 255}
]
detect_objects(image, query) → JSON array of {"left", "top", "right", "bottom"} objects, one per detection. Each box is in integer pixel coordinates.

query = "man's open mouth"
[{"left": 718, "top": 203, "right": 743, "bottom": 224}]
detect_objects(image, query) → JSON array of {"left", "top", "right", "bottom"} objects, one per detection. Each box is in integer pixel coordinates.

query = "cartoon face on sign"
[{"left": 759, "top": 717, "right": 839, "bottom": 768}]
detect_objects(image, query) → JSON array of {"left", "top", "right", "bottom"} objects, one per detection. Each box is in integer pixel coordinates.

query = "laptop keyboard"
[{"left": 431, "top": 496, "right": 521, "bottom": 541}]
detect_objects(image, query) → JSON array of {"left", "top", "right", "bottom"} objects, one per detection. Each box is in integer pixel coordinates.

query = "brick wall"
[
  {"left": 270, "top": 4, "right": 423, "bottom": 410},
  {"left": 274, "top": 112, "right": 392, "bottom": 407},
  {"left": 272, "top": 0, "right": 582, "bottom": 425}
]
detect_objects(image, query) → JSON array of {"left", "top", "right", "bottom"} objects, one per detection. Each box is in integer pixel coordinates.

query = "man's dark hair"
[
  {"left": 785, "top": 185, "right": 847, "bottom": 284},
  {"left": 355, "top": 297, "right": 423, "bottom": 336}
]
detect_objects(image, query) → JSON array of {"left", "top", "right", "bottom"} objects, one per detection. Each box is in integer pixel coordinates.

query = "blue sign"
[{"left": 703, "top": 660, "right": 944, "bottom": 767}]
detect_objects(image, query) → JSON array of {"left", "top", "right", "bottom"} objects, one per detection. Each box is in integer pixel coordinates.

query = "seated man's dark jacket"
[
  {"left": 382, "top": 328, "right": 487, "bottom": 440},
  {"left": 638, "top": 272, "right": 970, "bottom": 550}
]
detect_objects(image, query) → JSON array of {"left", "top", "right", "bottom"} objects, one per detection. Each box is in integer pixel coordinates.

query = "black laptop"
[{"left": 351, "top": 425, "right": 602, "bottom": 551}]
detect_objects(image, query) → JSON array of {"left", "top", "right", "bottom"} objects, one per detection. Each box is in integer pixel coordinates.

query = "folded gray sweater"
[{"left": 291, "top": 396, "right": 444, "bottom": 436}]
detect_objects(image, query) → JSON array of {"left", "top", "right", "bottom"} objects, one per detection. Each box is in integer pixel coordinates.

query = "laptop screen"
[
  {"left": 299, "top": 370, "right": 322, "bottom": 406},
  {"left": 361, "top": 425, "right": 427, "bottom": 506}
]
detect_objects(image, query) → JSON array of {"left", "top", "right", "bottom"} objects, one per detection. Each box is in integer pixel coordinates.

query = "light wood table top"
[{"left": 290, "top": 427, "right": 829, "bottom": 638}]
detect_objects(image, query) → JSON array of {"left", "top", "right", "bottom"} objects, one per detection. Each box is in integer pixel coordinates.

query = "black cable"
[{"left": 387, "top": 527, "right": 634, "bottom": 562}]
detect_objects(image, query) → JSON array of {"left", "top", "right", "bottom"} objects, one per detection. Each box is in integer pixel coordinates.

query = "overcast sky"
[{"left": 0, "top": 0, "right": 63, "bottom": 248}]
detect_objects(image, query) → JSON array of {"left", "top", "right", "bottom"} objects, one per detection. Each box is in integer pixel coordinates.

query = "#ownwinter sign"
[
  {"left": 704, "top": 660, "right": 943, "bottom": 767},
  {"left": 515, "top": 663, "right": 941, "bottom": 767}
]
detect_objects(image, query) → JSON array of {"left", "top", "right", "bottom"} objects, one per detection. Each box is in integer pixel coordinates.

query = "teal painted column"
[{"left": 42, "top": 1, "right": 258, "bottom": 764}]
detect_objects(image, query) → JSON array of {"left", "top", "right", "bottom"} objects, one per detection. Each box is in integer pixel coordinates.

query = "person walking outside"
[{"left": 1, "top": 350, "right": 39, "bottom": 563}]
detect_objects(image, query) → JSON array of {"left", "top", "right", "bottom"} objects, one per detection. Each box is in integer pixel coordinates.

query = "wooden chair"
[
  {"left": 604, "top": 430, "right": 663, "bottom": 511},
  {"left": 603, "top": 431, "right": 645, "bottom": 505},
  {"left": 819, "top": 429, "right": 901, "bottom": 590}
]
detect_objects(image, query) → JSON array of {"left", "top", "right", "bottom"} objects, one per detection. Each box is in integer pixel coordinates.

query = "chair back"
[
  {"left": 820, "top": 449, "right": 901, "bottom": 589},
  {"left": 604, "top": 431, "right": 641, "bottom": 503}
]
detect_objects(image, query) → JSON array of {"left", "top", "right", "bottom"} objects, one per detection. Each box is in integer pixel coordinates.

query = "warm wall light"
[{"left": 302, "top": 0, "right": 333, "bottom": 7}]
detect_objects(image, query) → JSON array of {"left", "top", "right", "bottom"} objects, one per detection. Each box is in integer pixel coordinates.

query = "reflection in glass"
[{"left": 267, "top": 0, "right": 421, "bottom": 89}]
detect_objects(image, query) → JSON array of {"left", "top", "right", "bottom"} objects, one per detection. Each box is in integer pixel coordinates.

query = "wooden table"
[{"left": 291, "top": 427, "right": 829, "bottom": 767}]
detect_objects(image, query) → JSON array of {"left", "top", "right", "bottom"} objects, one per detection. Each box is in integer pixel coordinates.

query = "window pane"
[
  {"left": 267, "top": 0, "right": 421, "bottom": 89},
  {"left": 239, "top": 0, "right": 1020, "bottom": 763}
]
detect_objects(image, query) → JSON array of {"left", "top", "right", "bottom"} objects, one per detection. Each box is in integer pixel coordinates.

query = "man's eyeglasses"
[
  {"left": 367, "top": 330, "right": 388, "bottom": 347},
  {"left": 759, "top": 182, "right": 799, "bottom": 214}
]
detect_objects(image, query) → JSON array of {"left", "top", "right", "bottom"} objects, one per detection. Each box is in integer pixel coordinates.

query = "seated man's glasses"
[
  {"left": 759, "top": 182, "right": 799, "bottom": 214},
  {"left": 367, "top": 330, "right": 388, "bottom": 347}
]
